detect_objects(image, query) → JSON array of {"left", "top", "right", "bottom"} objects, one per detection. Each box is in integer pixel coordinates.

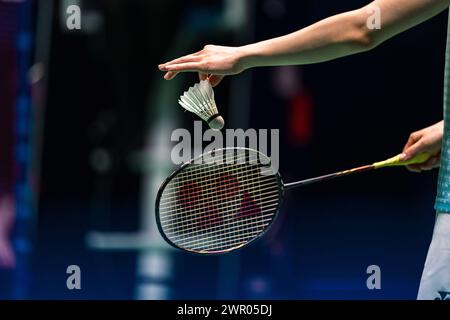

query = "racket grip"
[{"left": 373, "top": 152, "right": 431, "bottom": 169}]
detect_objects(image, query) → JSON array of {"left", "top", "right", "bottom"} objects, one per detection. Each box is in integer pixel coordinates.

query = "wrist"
[
  {"left": 434, "top": 120, "right": 444, "bottom": 135},
  {"left": 237, "top": 43, "right": 264, "bottom": 71}
]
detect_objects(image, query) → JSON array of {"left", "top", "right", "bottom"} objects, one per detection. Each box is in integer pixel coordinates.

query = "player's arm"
[
  {"left": 159, "top": 0, "right": 450, "bottom": 86},
  {"left": 243, "top": 0, "right": 450, "bottom": 67}
]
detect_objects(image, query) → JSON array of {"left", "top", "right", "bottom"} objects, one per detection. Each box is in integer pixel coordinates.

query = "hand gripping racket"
[{"left": 155, "top": 148, "right": 429, "bottom": 254}]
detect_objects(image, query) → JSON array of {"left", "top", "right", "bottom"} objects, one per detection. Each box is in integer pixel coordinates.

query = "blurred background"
[{"left": 0, "top": 0, "right": 446, "bottom": 299}]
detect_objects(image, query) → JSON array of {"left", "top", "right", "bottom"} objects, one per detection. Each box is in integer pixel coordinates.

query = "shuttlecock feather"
[{"left": 178, "top": 80, "right": 224, "bottom": 130}]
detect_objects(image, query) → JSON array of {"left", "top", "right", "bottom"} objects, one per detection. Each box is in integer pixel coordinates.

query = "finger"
[
  {"left": 406, "top": 164, "right": 422, "bottom": 173},
  {"left": 402, "top": 133, "right": 420, "bottom": 155},
  {"left": 199, "top": 72, "right": 208, "bottom": 81},
  {"left": 160, "top": 53, "right": 200, "bottom": 67},
  {"left": 208, "top": 75, "right": 224, "bottom": 87},
  {"left": 164, "top": 71, "right": 178, "bottom": 80},
  {"left": 402, "top": 136, "right": 415, "bottom": 153},
  {"left": 159, "top": 54, "right": 201, "bottom": 70},
  {"left": 162, "top": 62, "right": 206, "bottom": 73},
  {"left": 419, "top": 155, "right": 440, "bottom": 170}
]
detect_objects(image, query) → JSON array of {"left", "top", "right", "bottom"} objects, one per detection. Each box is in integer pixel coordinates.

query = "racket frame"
[{"left": 155, "top": 147, "right": 285, "bottom": 255}]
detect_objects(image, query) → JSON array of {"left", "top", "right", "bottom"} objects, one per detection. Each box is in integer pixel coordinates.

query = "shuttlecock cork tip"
[{"left": 208, "top": 115, "right": 225, "bottom": 131}]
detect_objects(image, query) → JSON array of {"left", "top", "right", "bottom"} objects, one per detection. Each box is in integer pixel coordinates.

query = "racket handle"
[{"left": 372, "top": 152, "right": 431, "bottom": 169}]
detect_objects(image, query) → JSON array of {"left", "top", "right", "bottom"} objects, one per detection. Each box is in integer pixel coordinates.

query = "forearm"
[
  {"left": 241, "top": 10, "right": 371, "bottom": 67},
  {"left": 240, "top": 0, "right": 450, "bottom": 68}
]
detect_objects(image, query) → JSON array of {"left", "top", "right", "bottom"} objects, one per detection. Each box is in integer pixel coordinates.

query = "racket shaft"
[{"left": 284, "top": 165, "right": 374, "bottom": 190}]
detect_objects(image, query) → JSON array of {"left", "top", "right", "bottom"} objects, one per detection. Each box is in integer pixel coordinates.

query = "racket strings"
[
  {"left": 172, "top": 212, "right": 275, "bottom": 245},
  {"left": 160, "top": 156, "right": 276, "bottom": 209},
  {"left": 159, "top": 171, "right": 277, "bottom": 210},
  {"left": 160, "top": 194, "right": 279, "bottom": 229},
  {"left": 161, "top": 155, "right": 276, "bottom": 218},
  {"left": 161, "top": 197, "right": 279, "bottom": 235},
  {"left": 160, "top": 154, "right": 273, "bottom": 214},
  {"left": 158, "top": 150, "right": 281, "bottom": 253},
  {"left": 167, "top": 149, "right": 262, "bottom": 177},
  {"left": 161, "top": 151, "right": 272, "bottom": 195},
  {"left": 182, "top": 226, "right": 268, "bottom": 252},
  {"left": 161, "top": 164, "right": 269, "bottom": 221},
  {"left": 160, "top": 187, "right": 279, "bottom": 228},
  {"left": 166, "top": 211, "right": 275, "bottom": 241}
]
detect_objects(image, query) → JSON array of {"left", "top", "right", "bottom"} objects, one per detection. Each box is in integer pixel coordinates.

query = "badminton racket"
[{"left": 155, "top": 148, "right": 429, "bottom": 254}]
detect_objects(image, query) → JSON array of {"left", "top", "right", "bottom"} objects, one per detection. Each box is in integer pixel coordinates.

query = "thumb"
[
  {"left": 199, "top": 73, "right": 224, "bottom": 87},
  {"left": 199, "top": 72, "right": 208, "bottom": 81},
  {"left": 208, "top": 75, "right": 224, "bottom": 87}
]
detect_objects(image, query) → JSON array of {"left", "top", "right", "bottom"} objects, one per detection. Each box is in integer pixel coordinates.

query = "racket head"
[{"left": 155, "top": 147, "right": 284, "bottom": 254}]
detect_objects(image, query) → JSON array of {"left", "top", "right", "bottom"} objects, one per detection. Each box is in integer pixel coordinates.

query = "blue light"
[
  {"left": 16, "top": 95, "right": 30, "bottom": 115},
  {"left": 16, "top": 117, "right": 30, "bottom": 138},
  {"left": 15, "top": 142, "right": 29, "bottom": 164},
  {"left": 16, "top": 32, "right": 32, "bottom": 51},
  {"left": 13, "top": 237, "right": 31, "bottom": 254},
  {"left": 16, "top": 204, "right": 31, "bottom": 220},
  {"left": 12, "top": 0, "right": 33, "bottom": 300}
]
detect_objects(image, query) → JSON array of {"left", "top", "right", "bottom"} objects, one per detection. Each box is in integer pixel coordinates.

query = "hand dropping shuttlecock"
[{"left": 178, "top": 80, "right": 225, "bottom": 131}]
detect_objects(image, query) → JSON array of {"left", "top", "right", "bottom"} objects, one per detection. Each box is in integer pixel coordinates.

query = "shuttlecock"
[{"left": 178, "top": 80, "right": 225, "bottom": 130}]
